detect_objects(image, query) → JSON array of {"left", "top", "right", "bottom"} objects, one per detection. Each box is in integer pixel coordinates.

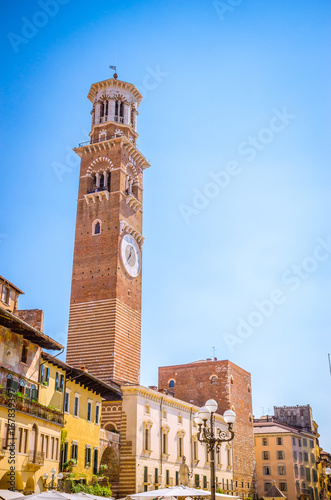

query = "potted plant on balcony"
[{"left": 63, "top": 459, "right": 77, "bottom": 472}]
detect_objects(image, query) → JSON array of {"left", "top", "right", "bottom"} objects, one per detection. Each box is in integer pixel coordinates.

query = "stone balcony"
[{"left": 100, "top": 428, "right": 120, "bottom": 445}]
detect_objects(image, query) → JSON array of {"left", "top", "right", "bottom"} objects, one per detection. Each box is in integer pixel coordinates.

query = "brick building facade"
[{"left": 158, "top": 358, "right": 256, "bottom": 499}]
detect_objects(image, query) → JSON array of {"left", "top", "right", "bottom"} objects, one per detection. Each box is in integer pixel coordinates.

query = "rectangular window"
[
  {"left": 262, "top": 438, "right": 268, "bottom": 446},
  {"left": 74, "top": 396, "right": 79, "bottom": 417},
  {"left": 304, "top": 452, "right": 309, "bottom": 462},
  {"left": 293, "top": 451, "right": 298, "bottom": 460},
  {"left": 155, "top": 468, "right": 158, "bottom": 486},
  {"left": 203, "top": 476, "right": 207, "bottom": 489},
  {"left": 21, "top": 341, "right": 28, "bottom": 364},
  {"left": 55, "top": 372, "right": 59, "bottom": 390},
  {"left": 193, "top": 440, "right": 198, "bottom": 461},
  {"left": 309, "top": 440, "right": 314, "bottom": 448},
  {"left": 311, "top": 453, "right": 315, "bottom": 463},
  {"left": 166, "top": 470, "right": 169, "bottom": 486},
  {"left": 2, "top": 285, "right": 11, "bottom": 305},
  {"left": 298, "top": 439, "right": 302, "bottom": 447},
  {"left": 93, "top": 448, "right": 99, "bottom": 475},
  {"left": 263, "top": 451, "right": 270, "bottom": 460},
  {"left": 143, "top": 466, "right": 148, "bottom": 483},
  {"left": 71, "top": 443, "right": 78, "bottom": 460},
  {"left": 306, "top": 468, "right": 311, "bottom": 481},
  {"left": 264, "top": 483, "right": 271, "bottom": 493},
  {"left": 299, "top": 452, "right": 303, "bottom": 462},
  {"left": 63, "top": 442, "right": 68, "bottom": 463},
  {"left": 178, "top": 436, "right": 183, "bottom": 457},
  {"left": 64, "top": 392, "right": 70, "bottom": 413},
  {"left": 227, "top": 448, "right": 231, "bottom": 466},
  {"left": 293, "top": 437, "right": 296, "bottom": 445},
  {"left": 277, "top": 437, "right": 283, "bottom": 445},
  {"left": 55, "top": 438, "right": 59, "bottom": 461},
  {"left": 163, "top": 433, "right": 168, "bottom": 454},
  {"left": 279, "top": 483, "right": 287, "bottom": 492},
  {"left": 87, "top": 402, "right": 92, "bottom": 422},
  {"left": 294, "top": 465, "right": 299, "bottom": 477},
  {"left": 41, "top": 366, "right": 50, "bottom": 386},
  {"left": 40, "top": 434, "right": 45, "bottom": 454},
  {"left": 95, "top": 404, "right": 100, "bottom": 424},
  {"left": 303, "top": 438, "right": 307, "bottom": 447},
  {"left": 45, "top": 435, "right": 49, "bottom": 459},
  {"left": 23, "top": 428, "right": 28, "bottom": 453},
  {"left": 278, "top": 466, "right": 286, "bottom": 476},
  {"left": 194, "top": 474, "right": 199, "bottom": 488},
  {"left": 277, "top": 451, "right": 285, "bottom": 460},
  {"left": 18, "top": 428, "right": 23, "bottom": 453},
  {"left": 144, "top": 428, "right": 149, "bottom": 451},
  {"left": 176, "top": 471, "right": 179, "bottom": 486},
  {"left": 85, "top": 446, "right": 91, "bottom": 467},
  {"left": 263, "top": 466, "right": 271, "bottom": 476},
  {"left": 51, "top": 437, "right": 54, "bottom": 460}
]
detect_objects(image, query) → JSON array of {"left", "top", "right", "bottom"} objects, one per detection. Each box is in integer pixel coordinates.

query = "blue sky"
[{"left": 1, "top": 0, "right": 331, "bottom": 449}]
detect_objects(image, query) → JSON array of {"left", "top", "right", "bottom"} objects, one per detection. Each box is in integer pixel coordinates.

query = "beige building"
[
  {"left": 102, "top": 385, "right": 235, "bottom": 498},
  {"left": 254, "top": 414, "right": 319, "bottom": 500}
]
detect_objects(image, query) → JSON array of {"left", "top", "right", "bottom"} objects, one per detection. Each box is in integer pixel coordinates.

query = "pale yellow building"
[
  {"left": 41, "top": 353, "right": 121, "bottom": 484},
  {"left": 254, "top": 416, "right": 319, "bottom": 500}
]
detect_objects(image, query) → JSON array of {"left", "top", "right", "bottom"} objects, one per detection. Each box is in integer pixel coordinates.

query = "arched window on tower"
[
  {"left": 211, "top": 375, "right": 218, "bottom": 385},
  {"left": 92, "top": 220, "right": 101, "bottom": 236},
  {"left": 169, "top": 380, "right": 175, "bottom": 388}
]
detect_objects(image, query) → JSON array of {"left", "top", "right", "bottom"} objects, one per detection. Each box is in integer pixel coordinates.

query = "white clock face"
[{"left": 120, "top": 234, "right": 141, "bottom": 277}]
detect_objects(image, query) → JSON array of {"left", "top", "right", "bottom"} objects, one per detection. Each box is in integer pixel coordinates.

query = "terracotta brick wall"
[
  {"left": 15, "top": 309, "right": 44, "bottom": 332},
  {"left": 158, "top": 359, "right": 256, "bottom": 499}
]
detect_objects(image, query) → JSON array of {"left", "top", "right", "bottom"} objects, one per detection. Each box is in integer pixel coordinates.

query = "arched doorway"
[
  {"left": 0, "top": 471, "right": 24, "bottom": 490},
  {"left": 25, "top": 476, "right": 35, "bottom": 494},
  {"left": 36, "top": 477, "right": 44, "bottom": 493},
  {"left": 100, "top": 446, "right": 119, "bottom": 492}
]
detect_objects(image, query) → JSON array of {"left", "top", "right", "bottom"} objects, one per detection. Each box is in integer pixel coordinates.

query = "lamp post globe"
[
  {"left": 198, "top": 406, "right": 211, "bottom": 421},
  {"left": 223, "top": 409, "right": 236, "bottom": 424},
  {"left": 205, "top": 399, "right": 218, "bottom": 413}
]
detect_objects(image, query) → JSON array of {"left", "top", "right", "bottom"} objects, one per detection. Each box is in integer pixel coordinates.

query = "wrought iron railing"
[{"left": 0, "top": 389, "right": 64, "bottom": 424}]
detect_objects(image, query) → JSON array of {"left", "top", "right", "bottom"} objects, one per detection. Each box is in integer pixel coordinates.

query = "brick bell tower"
[{"left": 66, "top": 72, "right": 150, "bottom": 384}]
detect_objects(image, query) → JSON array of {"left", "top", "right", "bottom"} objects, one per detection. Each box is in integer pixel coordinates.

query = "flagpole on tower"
[{"left": 109, "top": 65, "right": 118, "bottom": 79}]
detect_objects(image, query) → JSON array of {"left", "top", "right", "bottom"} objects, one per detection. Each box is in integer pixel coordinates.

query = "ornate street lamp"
[
  {"left": 194, "top": 399, "right": 236, "bottom": 500},
  {"left": 43, "top": 469, "right": 63, "bottom": 490}
]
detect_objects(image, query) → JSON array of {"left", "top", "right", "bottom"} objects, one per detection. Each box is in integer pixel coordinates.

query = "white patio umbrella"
[
  {"left": 0, "top": 491, "right": 25, "bottom": 500},
  {"left": 215, "top": 494, "right": 240, "bottom": 500},
  {"left": 128, "top": 485, "right": 212, "bottom": 499},
  {"left": 24, "top": 491, "right": 113, "bottom": 500}
]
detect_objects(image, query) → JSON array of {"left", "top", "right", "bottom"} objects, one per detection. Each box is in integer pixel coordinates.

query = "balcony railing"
[
  {"left": 28, "top": 450, "right": 45, "bottom": 466},
  {"left": 114, "top": 116, "right": 124, "bottom": 123},
  {"left": 87, "top": 186, "right": 110, "bottom": 194},
  {"left": 100, "top": 428, "right": 120, "bottom": 444},
  {"left": 0, "top": 389, "right": 64, "bottom": 425}
]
